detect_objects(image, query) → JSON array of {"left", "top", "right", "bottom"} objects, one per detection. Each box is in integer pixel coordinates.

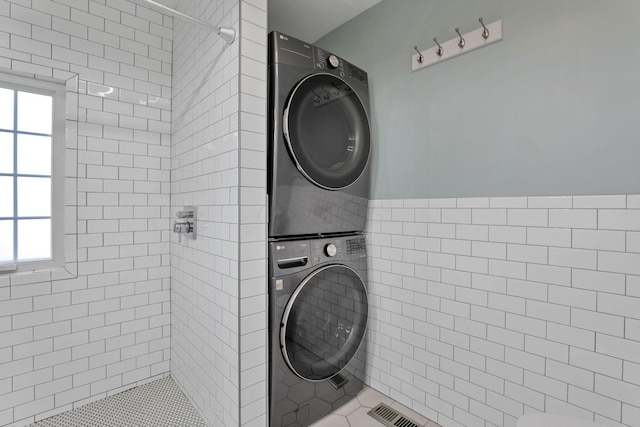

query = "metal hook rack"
[{"left": 412, "top": 18, "right": 503, "bottom": 72}]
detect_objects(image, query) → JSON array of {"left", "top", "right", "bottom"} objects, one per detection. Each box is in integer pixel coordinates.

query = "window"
[{"left": 0, "top": 74, "right": 66, "bottom": 272}]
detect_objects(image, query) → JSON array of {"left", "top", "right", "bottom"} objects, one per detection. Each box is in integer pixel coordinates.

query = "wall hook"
[
  {"left": 411, "top": 19, "right": 503, "bottom": 72},
  {"left": 455, "top": 27, "right": 465, "bottom": 48},
  {"left": 479, "top": 17, "right": 490, "bottom": 39},
  {"left": 413, "top": 45, "right": 424, "bottom": 63},
  {"left": 433, "top": 37, "right": 443, "bottom": 57}
]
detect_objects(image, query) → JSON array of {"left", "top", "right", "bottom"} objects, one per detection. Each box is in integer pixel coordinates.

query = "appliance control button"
[
  {"left": 327, "top": 55, "right": 340, "bottom": 69},
  {"left": 324, "top": 243, "right": 337, "bottom": 257}
]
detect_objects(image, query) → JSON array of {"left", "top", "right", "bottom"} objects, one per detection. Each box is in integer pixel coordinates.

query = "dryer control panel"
[
  {"left": 269, "top": 31, "right": 368, "bottom": 87},
  {"left": 314, "top": 47, "right": 368, "bottom": 87}
]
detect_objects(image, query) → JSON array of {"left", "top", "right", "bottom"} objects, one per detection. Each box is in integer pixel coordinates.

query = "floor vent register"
[{"left": 368, "top": 403, "right": 421, "bottom": 427}]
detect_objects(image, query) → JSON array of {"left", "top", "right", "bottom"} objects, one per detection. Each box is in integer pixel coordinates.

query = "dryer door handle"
[{"left": 277, "top": 256, "right": 308, "bottom": 269}]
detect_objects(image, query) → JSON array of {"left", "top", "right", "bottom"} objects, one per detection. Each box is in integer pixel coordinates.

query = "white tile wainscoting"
[{"left": 365, "top": 195, "right": 640, "bottom": 427}]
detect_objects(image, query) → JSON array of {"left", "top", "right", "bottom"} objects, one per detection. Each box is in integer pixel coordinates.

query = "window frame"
[{"left": 0, "top": 73, "right": 66, "bottom": 273}]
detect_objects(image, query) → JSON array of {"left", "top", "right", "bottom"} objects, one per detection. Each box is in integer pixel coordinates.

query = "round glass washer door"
[
  {"left": 283, "top": 74, "right": 370, "bottom": 190},
  {"left": 280, "top": 264, "right": 368, "bottom": 382}
]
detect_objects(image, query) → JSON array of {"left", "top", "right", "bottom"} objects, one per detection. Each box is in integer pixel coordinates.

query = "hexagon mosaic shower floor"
[
  {"left": 30, "top": 376, "right": 441, "bottom": 427},
  {"left": 30, "top": 377, "right": 205, "bottom": 427}
]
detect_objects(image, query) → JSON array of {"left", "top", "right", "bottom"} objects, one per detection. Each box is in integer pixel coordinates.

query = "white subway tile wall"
[
  {"left": 366, "top": 196, "right": 640, "bottom": 427},
  {"left": 238, "top": 1, "right": 267, "bottom": 426},
  {"left": 169, "top": 0, "right": 243, "bottom": 426},
  {"left": 0, "top": 1, "right": 172, "bottom": 426}
]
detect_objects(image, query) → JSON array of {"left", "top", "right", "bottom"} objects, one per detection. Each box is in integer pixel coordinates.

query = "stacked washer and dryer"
[{"left": 267, "top": 32, "right": 372, "bottom": 427}]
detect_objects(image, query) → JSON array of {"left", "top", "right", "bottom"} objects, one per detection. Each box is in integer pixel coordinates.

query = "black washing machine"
[
  {"left": 268, "top": 31, "right": 372, "bottom": 238},
  {"left": 269, "top": 234, "right": 368, "bottom": 427}
]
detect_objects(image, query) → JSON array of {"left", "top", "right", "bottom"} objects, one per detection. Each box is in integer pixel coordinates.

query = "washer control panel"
[
  {"left": 313, "top": 238, "right": 344, "bottom": 262},
  {"left": 310, "top": 235, "right": 367, "bottom": 264},
  {"left": 271, "top": 235, "right": 366, "bottom": 272},
  {"left": 346, "top": 237, "right": 366, "bottom": 254}
]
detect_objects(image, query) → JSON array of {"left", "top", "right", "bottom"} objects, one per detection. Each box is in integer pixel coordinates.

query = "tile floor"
[
  {"left": 30, "top": 376, "right": 205, "bottom": 427},
  {"left": 310, "top": 386, "right": 441, "bottom": 427},
  {"left": 30, "top": 376, "right": 439, "bottom": 427}
]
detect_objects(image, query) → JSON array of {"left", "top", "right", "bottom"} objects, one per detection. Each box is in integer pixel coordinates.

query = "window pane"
[
  {"left": 17, "top": 91, "right": 52, "bottom": 135},
  {"left": 17, "top": 134, "right": 51, "bottom": 175},
  {"left": 0, "top": 177, "right": 13, "bottom": 217},
  {"left": 0, "top": 220, "right": 13, "bottom": 262},
  {"left": 0, "top": 88, "right": 13, "bottom": 130},
  {"left": 0, "top": 132, "right": 12, "bottom": 174},
  {"left": 18, "top": 177, "right": 50, "bottom": 217},
  {"left": 18, "top": 218, "right": 50, "bottom": 260}
]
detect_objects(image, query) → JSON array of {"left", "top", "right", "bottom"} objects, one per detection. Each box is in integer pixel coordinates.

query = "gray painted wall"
[{"left": 318, "top": 0, "right": 640, "bottom": 199}]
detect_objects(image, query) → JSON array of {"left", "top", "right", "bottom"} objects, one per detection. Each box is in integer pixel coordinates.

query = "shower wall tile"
[
  {"left": 170, "top": 0, "right": 246, "bottom": 426},
  {"left": 239, "top": 0, "right": 267, "bottom": 422},
  {"left": 366, "top": 194, "right": 640, "bottom": 427},
  {"left": 170, "top": 1, "right": 267, "bottom": 425},
  {"left": 0, "top": 1, "right": 172, "bottom": 426}
]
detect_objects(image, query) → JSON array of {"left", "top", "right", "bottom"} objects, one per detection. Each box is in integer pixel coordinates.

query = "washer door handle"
[{"left": 277, "top": 256, "right": 308, "bottom": 269}]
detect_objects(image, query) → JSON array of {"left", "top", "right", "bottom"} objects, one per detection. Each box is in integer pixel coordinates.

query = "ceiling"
[
  {"left": 145, "top": 0, "right": 383, "bottom": 44},
  {"left": 268, "top": 0, "right": 383, "bottom": 43}
]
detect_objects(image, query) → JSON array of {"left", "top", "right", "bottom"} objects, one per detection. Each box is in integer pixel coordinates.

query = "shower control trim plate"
[{"left": 174, "top": 206, "right": 197, "bottom": 242}]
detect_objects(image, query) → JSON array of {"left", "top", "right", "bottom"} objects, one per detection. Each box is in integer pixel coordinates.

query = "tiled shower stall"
[
  {"left": 1, "top": 0, "right": 175, "bottom": 425},
  {"left": 1, "top": 1, "right": 640, "bottom": 427},
  {"left": 1, "top": 0, "right": 268, "bottom": 426}
]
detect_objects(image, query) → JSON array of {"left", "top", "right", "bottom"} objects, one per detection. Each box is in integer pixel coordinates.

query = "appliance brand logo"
[{"left": 279, "top": 34, "right": 288, "bottom": 40}]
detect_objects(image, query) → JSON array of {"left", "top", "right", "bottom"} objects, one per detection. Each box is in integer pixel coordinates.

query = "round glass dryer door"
[
  {"left": 280, "top": 265, "right": 368, "bottom": 381},
  {"left": 283, "top": 74, "right": 370, "bottom": 190}
]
